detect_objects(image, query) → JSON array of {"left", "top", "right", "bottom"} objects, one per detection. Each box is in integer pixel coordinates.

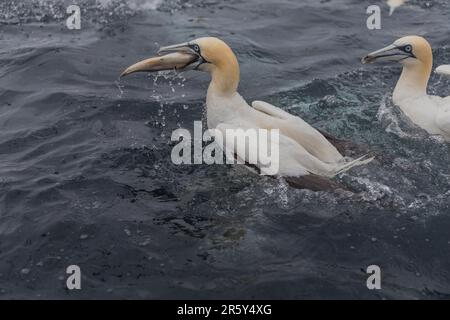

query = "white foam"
[
  {"left": 376, "top": 94, "right": 422, "bottom": 139},
  {"left": 98, "top": 0, "right": 163, "bottom": 10}
]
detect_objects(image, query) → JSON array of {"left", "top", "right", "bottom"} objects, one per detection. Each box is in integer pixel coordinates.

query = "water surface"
[{"left": 0, "top": 0, "right": 449, "bottom": 299}]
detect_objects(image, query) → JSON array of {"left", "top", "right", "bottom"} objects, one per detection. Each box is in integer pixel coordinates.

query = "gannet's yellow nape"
[
  {"left": 362, "top": 36, "right": 450, "bottom": 141},
  {"left": 121, "top": 37, "right": 373, "bottom": 191}
]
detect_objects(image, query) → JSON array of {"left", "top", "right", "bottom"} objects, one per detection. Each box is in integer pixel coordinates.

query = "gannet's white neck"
[
  {"left": 393, "top": 55, "right": 432, "bottom": 103},
  {"left": 203, "top": 43, "right": 243, "bottom": 128}
]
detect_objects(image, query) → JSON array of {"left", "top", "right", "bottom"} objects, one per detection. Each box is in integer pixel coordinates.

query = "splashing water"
[
  {"left": 376, "top": 94, "right": 426, "bottom": 140},
  {"left": 115, "top": 79, "right": 125, "bottom": 98}
]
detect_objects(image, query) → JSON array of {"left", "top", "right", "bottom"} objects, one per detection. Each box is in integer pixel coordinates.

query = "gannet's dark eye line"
[
  {"left": 188, "top": 43, "right": 210, "bottom": 66},
  {"left": 188, "top": 43, "right": 201, "bottom": 54},
  {"left": 392, "top": 44, "right": 415, "bottom": 59}
]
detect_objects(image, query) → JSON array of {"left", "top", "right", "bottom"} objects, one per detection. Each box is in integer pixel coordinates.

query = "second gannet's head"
[
  {"left": 121, "top": 37, "right": 240, "bottom": 94},
  {"left": 362, "top": 36, "right": 432, "bottom": 70}
]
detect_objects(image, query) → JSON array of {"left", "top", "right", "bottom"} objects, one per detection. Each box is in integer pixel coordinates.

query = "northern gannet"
[
  {"left": 362, "top": 36, "right": 450, "bottom": 141},
  {"left": 121, "top": 37, "right": 372, "bottom": 191}
]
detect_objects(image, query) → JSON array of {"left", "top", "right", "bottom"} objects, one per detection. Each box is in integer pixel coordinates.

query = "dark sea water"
[{"left": 0, "top": 0, "right": 450, "bottom": 299}]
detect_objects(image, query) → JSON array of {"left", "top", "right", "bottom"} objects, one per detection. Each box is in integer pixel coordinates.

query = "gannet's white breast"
[
  {"left": 395, "top": 94, "right": 450, "bottom": 140},
  {"left": 395, "top": 95, "right": 442, "bottom": 134},
  {"left": 206, "top": 90, "right": 247, "bottom": 129}
]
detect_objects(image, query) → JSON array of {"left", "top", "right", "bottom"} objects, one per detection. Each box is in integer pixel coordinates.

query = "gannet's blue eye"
[
  {"left": 193, "top": 44, "right": 200, "bottom": 52},
  {"left": 404, "top": 45, "right": 412, "bottom": 53}
]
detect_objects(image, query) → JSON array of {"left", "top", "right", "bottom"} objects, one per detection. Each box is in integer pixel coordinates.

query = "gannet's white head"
[
  {"left": 121, "top": 37, "right": 240, "bottom": 95},
  {"left": 362, "top": 36, "right": 433, "bottom": 100}
]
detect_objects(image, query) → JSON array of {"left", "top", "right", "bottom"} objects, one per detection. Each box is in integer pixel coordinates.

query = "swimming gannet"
[
  {"left": 121, "top": 37, "right": 372, "bottom": 191},
  {"left": 362, "top": 36, "right": 450, "bottom": 141}
]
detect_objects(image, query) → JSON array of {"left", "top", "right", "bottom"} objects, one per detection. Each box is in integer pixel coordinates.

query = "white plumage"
[
  {"left": 363, "top": 36, "right": 450, "bottom": 141},
  {"left": 122, "top": 37, "right": 373, "bottom": 189}
]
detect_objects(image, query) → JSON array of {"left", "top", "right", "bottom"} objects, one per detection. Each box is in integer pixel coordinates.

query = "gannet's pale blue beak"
[
  {"left": 362, "top": 44, "right": 414, "bottom": 64},
  {"left": 157, "top": 42, "right": 192, "bottom": 55}
]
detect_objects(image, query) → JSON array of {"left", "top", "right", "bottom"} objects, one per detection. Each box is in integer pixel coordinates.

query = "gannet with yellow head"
[
  {"left": 362, "top": 36, "right": 450, "bottom": 141},
  {"left": 121, "top": 37, "right": 372, "bottom": 191}
]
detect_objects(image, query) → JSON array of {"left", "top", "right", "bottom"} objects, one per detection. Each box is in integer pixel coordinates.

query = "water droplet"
[{"left": 21, "top": 268, "right": 30, "bottom": 275}]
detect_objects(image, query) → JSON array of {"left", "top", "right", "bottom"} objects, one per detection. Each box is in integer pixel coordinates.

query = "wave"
[{"left": 0, "top": 0, "right": 162, "bottom": 24}]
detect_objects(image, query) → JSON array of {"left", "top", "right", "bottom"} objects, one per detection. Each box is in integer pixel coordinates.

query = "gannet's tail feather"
[
  {"left": 334, "top": 154, "right": 375, "bottom": 176},
  {"left": 316, "top": 129, "right": 374, "bottom": 157},
  {"left": 435, "top": 65, "right": 450, "bottom": 77},
  {"left": 283, "top": 155, "right": 374, "bottom": 191}
]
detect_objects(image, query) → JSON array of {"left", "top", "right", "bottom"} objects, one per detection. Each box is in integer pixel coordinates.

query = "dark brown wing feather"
[
  {"left": 284, "top": 174, "right": 347, "bottom": 191},
  {"left": 316, "top": 129, "right": 374, "bottom": 158}
]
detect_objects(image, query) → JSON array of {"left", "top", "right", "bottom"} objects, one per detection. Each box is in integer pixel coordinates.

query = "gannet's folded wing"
[
  {"left": 215, "top": 122, "right": 372, "bottom": 176},
  {"left": 435, "top": 65, "right": 450, "bottom": 77},
  {"left": 215, "top": 122, "right": 306, "bottom": 177},
  {"left": 215, "top": 123, "right": 348, "bottom": 191},
  {"left": 251, "top": 100, "right": 293, "bottom": 119},
  {"left": 251, "top": 100, "right": 345, "bottom": 162}
]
